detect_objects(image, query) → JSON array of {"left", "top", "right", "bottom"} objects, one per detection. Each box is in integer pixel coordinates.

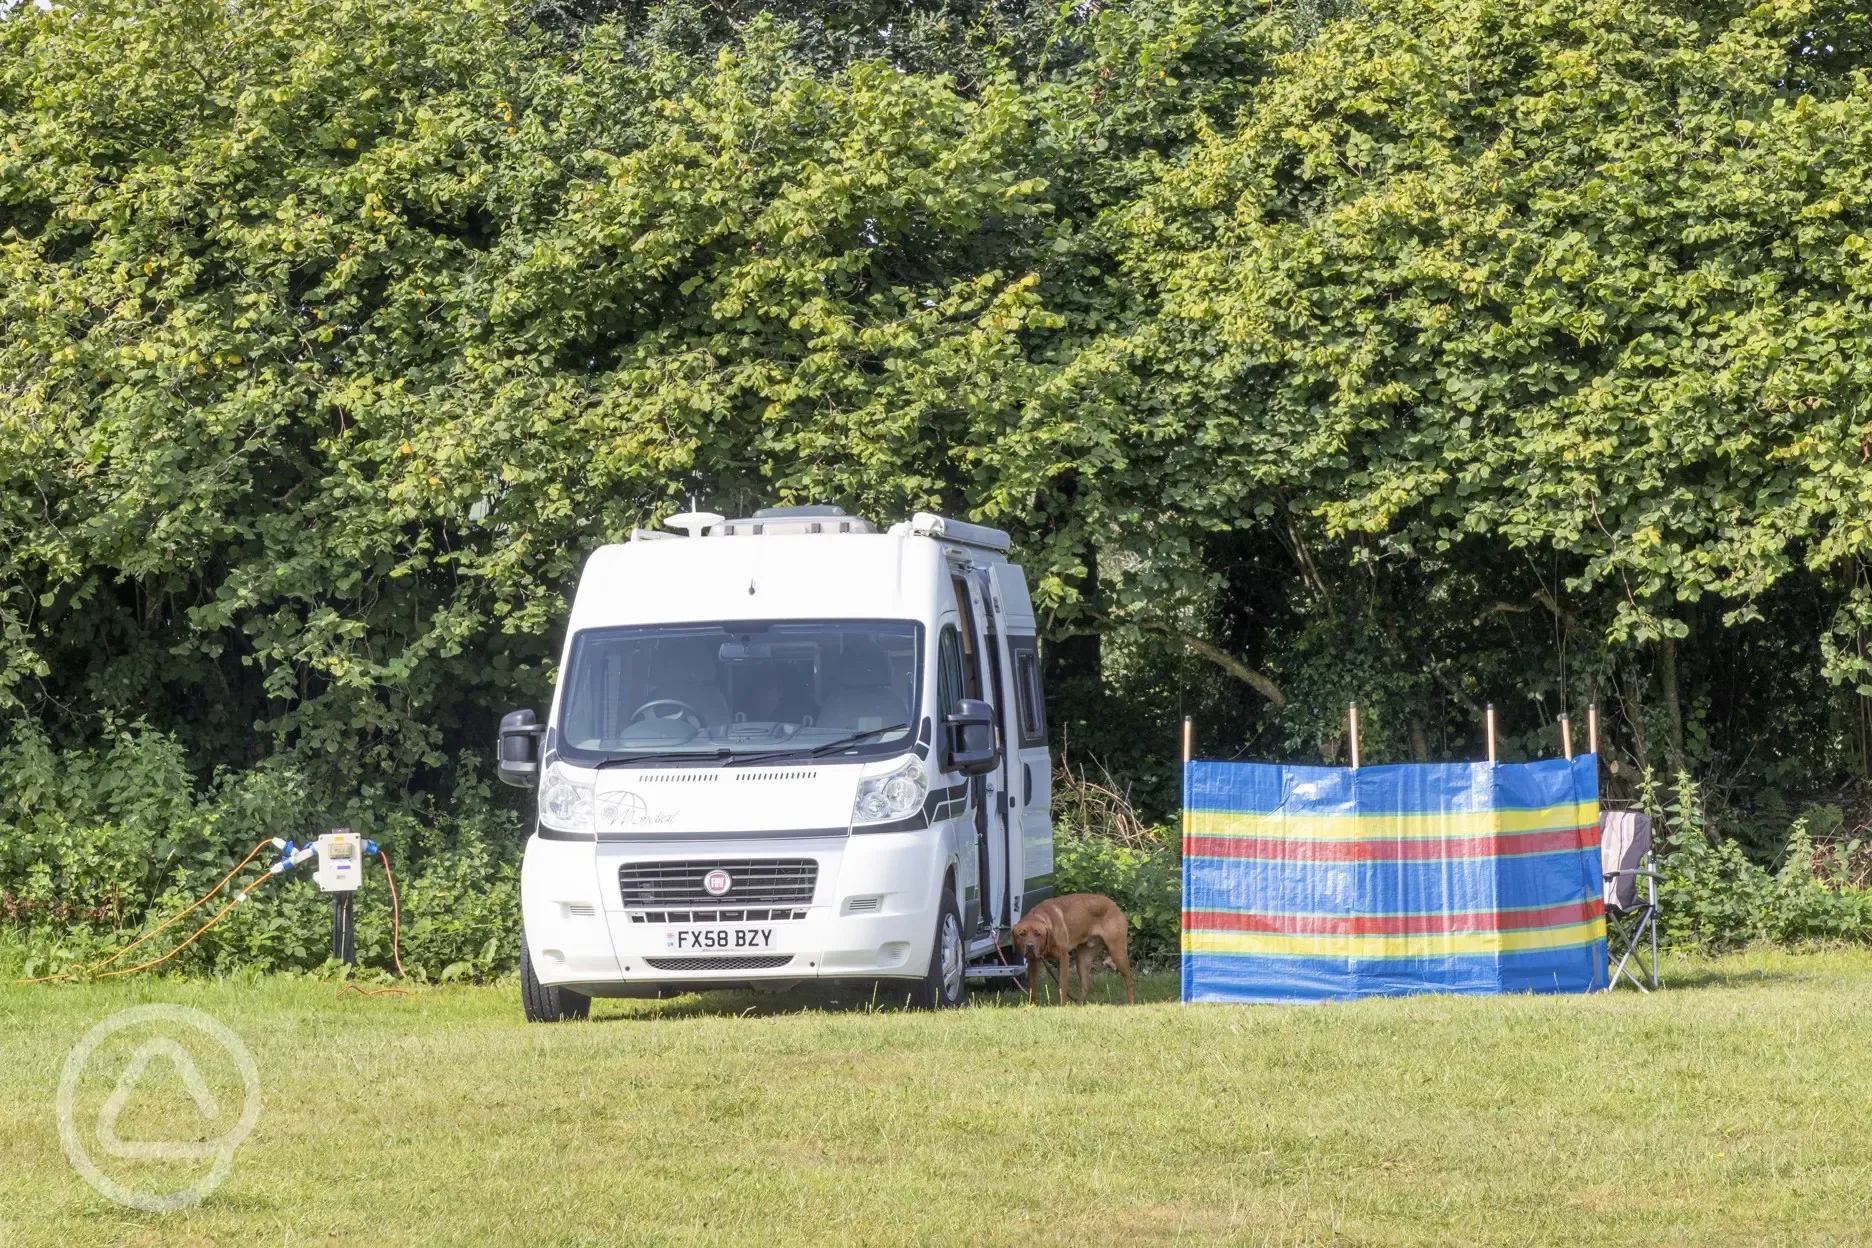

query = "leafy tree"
[{"left": 4, "top": 0, "right": 1872, "bottom": 972}]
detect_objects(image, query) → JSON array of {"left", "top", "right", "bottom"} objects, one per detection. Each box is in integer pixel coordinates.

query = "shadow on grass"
[
  {"left": 592, "top": 966, "right": 1180, "bottom": 1021},
  {"left": 1652, "top": 962, "right": 1817, "bottom": 992},
  {"left": 591, "top": 948, "right": 1870, "bottom": 1018}
]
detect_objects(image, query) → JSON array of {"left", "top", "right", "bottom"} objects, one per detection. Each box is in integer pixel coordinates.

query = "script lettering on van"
[{"left": 597, "top": 791, "right": 679, "bottom": 829}]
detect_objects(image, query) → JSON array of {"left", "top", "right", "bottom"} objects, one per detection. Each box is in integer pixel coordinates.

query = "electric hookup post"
[{"left": 315, "top": 828, "right": 364, "bottom": 966}]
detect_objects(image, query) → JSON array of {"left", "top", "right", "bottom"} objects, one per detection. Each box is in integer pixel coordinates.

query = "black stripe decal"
[
  {"left": 598, "top": 827, "right": 849, "bottom": 843},
  {"left": 550, "top": 779, "right": 982, "bottom": 843},
  {"left": 850, "top": 781, "right": 972, "bottom": 835},
  {"left": 538, "top": 828, "right": 850, "bottom": 843},
  {"left": 851, "top": 815, "right": 924, "bottom": 835}
]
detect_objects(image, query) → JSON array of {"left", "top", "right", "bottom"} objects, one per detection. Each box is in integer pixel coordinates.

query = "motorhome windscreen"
[{"left": 554, "top": 620, "right": 924, "bottom": 764}]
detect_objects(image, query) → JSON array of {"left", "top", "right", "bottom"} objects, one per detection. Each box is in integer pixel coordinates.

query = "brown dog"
[{"left": 1010, "top": 893, "right": 1136, "bottom": 1005}]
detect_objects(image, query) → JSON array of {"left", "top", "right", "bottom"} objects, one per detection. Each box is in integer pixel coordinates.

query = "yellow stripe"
[
  {"left": 1181, "top": 919, "right": 1607, "bottom": 959},
  {"left": 1186, "top": 801, "right": 1597, "bottom": 841}
]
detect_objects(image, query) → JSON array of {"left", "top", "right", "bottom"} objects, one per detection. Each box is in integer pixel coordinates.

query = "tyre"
[
  {"left": 520, "top": 929, "right": 590, "bottom": 1023},
  {"left": 908, "top": 889, "right": 968, "bottom": 1010}
]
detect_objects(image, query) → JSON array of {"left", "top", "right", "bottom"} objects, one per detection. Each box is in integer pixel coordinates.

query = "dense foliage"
[
  {"left": 1050, "top": 761, "right": 1182, "bottom": 965},
  {"left": 4, "top": 0, "right": 1872, "bottom": 968},
  {"left": 1654, "top": 774, "right": 1872, "bottom": 949}
]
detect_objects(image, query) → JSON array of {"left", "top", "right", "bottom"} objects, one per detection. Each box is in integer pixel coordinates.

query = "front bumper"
[{"left": 521, "top": 830, "right": 945, "bottom": 993}]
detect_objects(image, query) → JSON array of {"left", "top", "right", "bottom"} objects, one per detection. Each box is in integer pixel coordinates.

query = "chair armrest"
[{"left": 1603, "top": 869, "right": 1663, "bottom": 881}]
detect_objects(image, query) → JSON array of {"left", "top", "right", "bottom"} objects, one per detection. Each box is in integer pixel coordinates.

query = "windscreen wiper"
[
  {"left": 592, "top": 747, "right": 731, "bottom": 770},
  {"left": 718, "top": 748, "right": 813, "bottom": 767},
  {"left": 808, "top": 723, "right": 911, "bottom": 757},
  {"left": 718, "top": 723, "right": 911, "bottom": 766}
]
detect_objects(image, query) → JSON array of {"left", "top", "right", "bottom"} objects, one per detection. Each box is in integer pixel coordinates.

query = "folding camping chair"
[{"left": 1600, "top": 809, "right": 1660, "bottom": 992}]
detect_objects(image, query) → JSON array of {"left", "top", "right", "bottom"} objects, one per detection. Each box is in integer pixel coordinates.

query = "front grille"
[
  {"left": 628, "top": 908, "right": 810, "bottom": 924},
  {"left": 643, "top": 955, "right": 795, "bottom": 972},
  {"left": 619, "top": 859, "right": 818, "bottom": 907}
]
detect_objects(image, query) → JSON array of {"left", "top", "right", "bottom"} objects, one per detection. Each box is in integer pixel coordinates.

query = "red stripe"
[
  {"left": 1183, "top": 898, "right": 1605, "bottom": 936},
  {"left": 1184, "top": 826, "right": 1593, "bottom": 862}
]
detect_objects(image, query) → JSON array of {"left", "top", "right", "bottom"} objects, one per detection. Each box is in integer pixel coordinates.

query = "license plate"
[{"left": 664, "top": 927, "right": 774, "bottom": 952}]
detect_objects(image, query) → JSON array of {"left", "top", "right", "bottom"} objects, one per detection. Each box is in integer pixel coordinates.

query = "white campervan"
[{"left": 497, "top": 506, "right": 1054, "bottom": 1020}]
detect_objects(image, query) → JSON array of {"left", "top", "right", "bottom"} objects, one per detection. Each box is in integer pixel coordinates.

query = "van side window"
[
  {"left": 1011, "top": 637, "right": 1046, "bottom": 747},
  {"left": 948, "top": 574, "right": 984, "bottom": 700},
  {"left": 937, "top": 626, "right": 965, "bottom": 718}
]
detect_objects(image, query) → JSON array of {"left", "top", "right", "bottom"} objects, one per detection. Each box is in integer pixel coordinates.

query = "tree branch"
[
  {"left": 1049, "top": 613, "right": 1286, "bottom": 705},
  {"left": 1142, "top": 622, "right": 1286, "bottom": 705}
]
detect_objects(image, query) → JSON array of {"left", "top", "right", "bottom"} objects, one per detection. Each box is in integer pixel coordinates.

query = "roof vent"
[
  {"left": 716, "top": 505, "right": 877, "bottom": 537},
  {"left": 753, "top": 505, "right": 848, "bottom": 519}
]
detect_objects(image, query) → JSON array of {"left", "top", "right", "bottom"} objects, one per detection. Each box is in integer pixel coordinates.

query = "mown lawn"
[{"left": 2, "top": 950, "right": 1870, "bottom": 1246}]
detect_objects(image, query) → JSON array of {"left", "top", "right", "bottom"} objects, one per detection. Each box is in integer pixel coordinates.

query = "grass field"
[{"left": 3, "top": 950, "right": 1871, "bottom": 1246}]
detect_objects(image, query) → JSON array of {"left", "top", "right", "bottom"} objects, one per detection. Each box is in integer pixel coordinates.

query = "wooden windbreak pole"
[
  {"left": 1560, "top": 712, "right": 1574, "bottom": 760},
  {"left": 1348, "top": 702, "right": 1361, "bottom": 769},
  {"left": 1587, "top": 702, "right": 1600, "bottom": 756},
  {"left": 1180, "top": 715, "right": 1195, "bottom": 851},
  {"left": 1485, "top": 703, "right": 1498, "bottom": 766}
]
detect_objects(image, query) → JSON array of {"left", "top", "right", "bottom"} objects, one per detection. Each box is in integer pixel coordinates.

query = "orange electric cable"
[
  {"left": 14, "top": 838, "right": 274, "bottom": 985},
  {"left": 93, "top": 868, "right": 280, "bottom": 980},
  {"left": 89, "top": 839, "right": 274, "bottom": 973},
  {"left": 377, "top": 848, "right": 406, "bottom": 978},
  {"left": 15, "top": 964, "right": 84, "bottom": 985}
]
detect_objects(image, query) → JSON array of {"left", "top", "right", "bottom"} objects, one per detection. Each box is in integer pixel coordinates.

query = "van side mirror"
[
  {"left": 943, "top": 698, "right": 998, "bottom": 776},
  {"left": 498, "top": 709, "right": 543, "bottom": 788}
]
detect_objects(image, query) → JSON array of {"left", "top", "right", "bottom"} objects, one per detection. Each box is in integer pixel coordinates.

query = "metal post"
[
  {"left": 331, "top": 892, "right": 356, "bottom": 966},
  {"left": 1649, "top": 865, "right": 1660, "bottom": 990},
  {"left": 1587, "top": 702, "right": 1599, "bottom": 756},
  {"left": 1348, "top": 702, "right": 1361, "bottom": 769},
  {"left": 1560, "top": 713, "right": 1573, "bottom": 760},
  {"left": 1485, "top": 703, "right": 1498, "bottom": 766}
]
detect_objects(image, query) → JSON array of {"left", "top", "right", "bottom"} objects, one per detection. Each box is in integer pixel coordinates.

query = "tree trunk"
[
  {"left": 1621, "top": 669, "right": 1649, "bottom": 774},
  {"left": 1658, "top": 632, "right": 1687, "bottom": 775},
  {"left": 1042, "top": 474, "right": 1101, "bottom": 687}
]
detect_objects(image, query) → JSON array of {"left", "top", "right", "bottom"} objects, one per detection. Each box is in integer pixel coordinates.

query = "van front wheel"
[
  {"left": 910, "top": 890, "right": 968, "bottom": 1009},
  {"left": 520, "top": 930, "right": 591, "bottom": 1023}
]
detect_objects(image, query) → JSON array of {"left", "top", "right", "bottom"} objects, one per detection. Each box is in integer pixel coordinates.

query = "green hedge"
[
  {"left": 1658, "top": 828, "right": 1872, "bottom": 950},
  {"left": 13, "top": 733, "right": 1872, "bottom": 985},
  {"left": 1052, "top": 824, "right": 1182, "bottom": 969},
  {"left": 1049, "top": 764, "right": 1183, "bottom": 967},
  {"left": 1654, "top": 779, "right": 1872, "bottom": 951},
  {"left": 0, "top": 722, "right": 520, "bottom": 982}
]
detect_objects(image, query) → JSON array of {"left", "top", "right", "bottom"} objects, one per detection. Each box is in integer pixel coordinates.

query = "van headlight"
[
  {"left": 852, "top": 757, "right": 927, "bottom": 826},
  {"left": 538, "top": 761, "right": 594, "bottom": 833}
]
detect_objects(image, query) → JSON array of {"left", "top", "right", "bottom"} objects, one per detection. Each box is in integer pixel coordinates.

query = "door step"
[{"left": 963, "top": 962, "right": 1026, "bottom": 981}]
